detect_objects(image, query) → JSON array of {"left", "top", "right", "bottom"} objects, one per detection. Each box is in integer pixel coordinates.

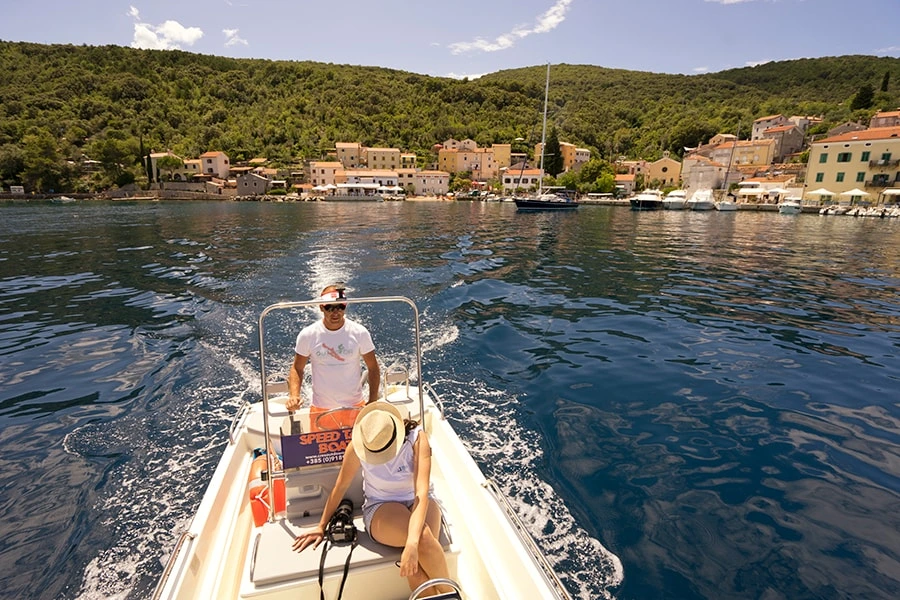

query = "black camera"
[{"left": 327, "top": 498, "right": 356, "bottom": 543}]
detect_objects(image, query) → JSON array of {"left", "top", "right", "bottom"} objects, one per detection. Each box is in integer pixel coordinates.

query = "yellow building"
[
  {"left": 365, "top": 148, "right": 401, "bottom": 170},
  {"left": 710, "top": 139, "right": 775, "bottom": 168},
  {"left": 335, "top": 142, "right": 363, "bottom": 168},
  {"left": 805, "top": 126, "right": 900, "bottom": 199},
  {"left": 308, "top": 161, "right": 344, "bottom": 186},
  {"left": 647, "top": 153, "right": 682, "bottom": 187},
  {"left": 534, "top": 141, "right": 591, "bottom": 172}
]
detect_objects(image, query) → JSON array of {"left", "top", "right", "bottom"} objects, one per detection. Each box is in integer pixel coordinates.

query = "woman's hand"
[
  {"left": 292, "top": 525, "right": 324, "bottom": 552},
  {"left": 398, "top": 543, "right": 419, "bottom": 578}
]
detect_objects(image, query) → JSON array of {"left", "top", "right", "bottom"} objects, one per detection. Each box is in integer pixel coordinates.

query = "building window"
[
  {"left": 856, "top": 172, "right": 865, "bottom": 182},
  {"left": 837, "top": 152, "right": 851, "bottom": 163},
  {"left": 882, "top": 153, "right": 892, "bottom": 161},
  {"left": 819, "top": 153, "right": 827, "bottom": 163},
  {"left": 815, "top": 173, "right": 824, "bottom": 182},
  {"left": 861, "top": 151, "right": 870, "bottom": 162},
  {"left": 836, "top": 172, "right": 845, "bottom": 182}
]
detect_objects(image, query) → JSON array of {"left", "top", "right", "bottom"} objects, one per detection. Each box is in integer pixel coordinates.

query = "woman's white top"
[{"left": 361, "top": 426, "right": 433, "bottom": 507}]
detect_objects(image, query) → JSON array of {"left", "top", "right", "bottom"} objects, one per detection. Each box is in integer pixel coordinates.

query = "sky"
[{"left": 1, "top": 0, "right": 898, "bottom": 79}]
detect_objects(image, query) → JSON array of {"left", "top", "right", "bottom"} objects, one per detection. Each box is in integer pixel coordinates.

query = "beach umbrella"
[
  {"left": 839, "top": 188, "right": 869, "bottom": 197},
  {"left": 807, "top": 188, "right": 836, "bottom": 196}
]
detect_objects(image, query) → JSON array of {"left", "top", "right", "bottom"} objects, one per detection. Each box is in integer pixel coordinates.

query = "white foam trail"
[{"left": 439, "top": 379, "right": 623, "bottom": 599}]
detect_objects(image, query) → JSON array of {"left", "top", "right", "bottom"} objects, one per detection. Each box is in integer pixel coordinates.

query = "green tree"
[
  {"left": 543, "top": 127, "right": 564, "bottom": 176},
  {"left": 881, "top": 71, "right": 890, "bottom": 92},
  {"left": 0, "top": 143, "right": 25, "bottom": 185},
  {"left": 850, "top": 84, "right": 875, "bottom": 110},
  {"left": 21, "top": 129, "right": 66, "bottom": 192},
  {"left": 156, "top": 154, "right": 183, "bottom": 181}
]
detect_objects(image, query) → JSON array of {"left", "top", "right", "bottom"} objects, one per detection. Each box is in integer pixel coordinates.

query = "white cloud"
[
  {"left": 693, "top": 66, "right": 710, "bottom": 73},
  {"left": 128, "top": 5, "right": 203, "bottom": 50},
  {"left": 223, "top": 28, "right": 248, "bottom": 47},
  {"left": 745, "top": 59, "right": 772, "bottom": 67},
  {"left": 704, "top": 0, "right": 757, "bottom": 4},
  {"left": 875, "top": 45, "right": 900, "bottom": 54},
  {"left": 449, "top": 0, "right": 573, "bottom": 55}
]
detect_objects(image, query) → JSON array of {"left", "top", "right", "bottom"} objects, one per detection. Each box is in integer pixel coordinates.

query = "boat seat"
[
  {"left": 249, "top": 456, "right": 457, "bottom": 592},
  {"left": 249, "top": 512, "right": 456, "bottom": 589}
]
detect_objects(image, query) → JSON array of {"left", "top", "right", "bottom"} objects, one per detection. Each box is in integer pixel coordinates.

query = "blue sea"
[{"left": 1, "top": 200, "right": 898, "bottom": 600}]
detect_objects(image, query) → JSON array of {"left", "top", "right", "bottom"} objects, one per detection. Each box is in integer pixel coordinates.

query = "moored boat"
[
  {"left": 778, "top": 198, "right": 802, "bottom": 215},
  {"left": 514, "top": 66, "right": 579, "bottom": 213},
  {"left": 715, "top": 196, "right": 738, "bottom": 211},
  {"left": 629, "top": 189, "right": 663, "bottom": 211},
  {"left": 153, "top": 296, "right": 573, "bottom": 600},
  {"left": 662, "top": 190, "right": 687, "bottom": 210},
  {"left": 687, "top": 189, "right": 715, "bottom": 211}
]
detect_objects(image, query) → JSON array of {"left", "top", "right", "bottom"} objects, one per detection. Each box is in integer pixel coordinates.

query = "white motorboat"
[
  {"left": 715, "top": 196, "right": 738, "bottom": 211},
  {"left": 662, "top": 190, "right": 687, "bottom": 210},
  {"left": 778, "top": 198, "right": 802, "bottom": 215},
  {"left": 153, "top": 296, "right": 572, "bottom": 600},
  {"left": 687, "top": 189, "right": 715, "bottom": 211},
  {"left": 629, "top": 189, "right": 663, "bottom": 210}
]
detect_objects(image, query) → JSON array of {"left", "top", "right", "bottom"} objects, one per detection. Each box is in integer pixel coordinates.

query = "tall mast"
[{"left": 538, "top": 63, "right": 550, "bottom": 194}]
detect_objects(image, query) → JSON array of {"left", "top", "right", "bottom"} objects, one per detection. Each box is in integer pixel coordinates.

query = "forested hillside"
[{"left": 1, "top": 41, "right": 898, "bottom": 192}]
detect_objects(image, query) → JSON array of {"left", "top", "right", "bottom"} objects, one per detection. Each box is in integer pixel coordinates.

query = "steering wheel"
[{"left": 314, "top": 406, "right": 362, "bottom": 431}]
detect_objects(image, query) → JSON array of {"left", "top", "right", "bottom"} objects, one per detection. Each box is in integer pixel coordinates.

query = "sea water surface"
[{"left": 0, "top": 200, "right": 898, "bottom": 600}]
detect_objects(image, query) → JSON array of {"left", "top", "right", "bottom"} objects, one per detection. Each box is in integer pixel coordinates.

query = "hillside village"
[{"left": 129, "top": 108, "right": 900, "bottom": 204}]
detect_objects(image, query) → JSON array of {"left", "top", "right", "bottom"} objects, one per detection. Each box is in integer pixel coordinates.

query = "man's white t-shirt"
[{"left": 294, "top": 318, "right": 375, "bottom": 409}]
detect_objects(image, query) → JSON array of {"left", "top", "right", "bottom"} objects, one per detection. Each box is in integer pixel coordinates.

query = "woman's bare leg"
[{"left": 370, "top": 501, "right": 449, "bottom": 593}]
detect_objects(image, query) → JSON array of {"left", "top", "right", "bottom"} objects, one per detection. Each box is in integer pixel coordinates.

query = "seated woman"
[{"left": 292, "top": 401, "right": 450, "bottom": 596}]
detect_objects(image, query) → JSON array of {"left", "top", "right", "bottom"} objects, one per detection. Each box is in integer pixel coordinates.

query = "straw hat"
[{"left": 352, "top": 402, "right": 405, "bottom": 465}]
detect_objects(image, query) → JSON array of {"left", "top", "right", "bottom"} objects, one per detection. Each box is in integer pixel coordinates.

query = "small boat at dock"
[
  {"left": 662, "top": 190, "right": 687, "bottom": 210},
  {"left": 630, "top": 189, "right": 663, "bottom": 211}
]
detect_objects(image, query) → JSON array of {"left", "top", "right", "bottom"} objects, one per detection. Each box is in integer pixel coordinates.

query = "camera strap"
[{"left": 318, "top": 519, "right": 358, "bottom": 600}]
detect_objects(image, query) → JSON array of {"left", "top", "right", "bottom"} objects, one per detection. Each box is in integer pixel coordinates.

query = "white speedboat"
[
  {"left": 687, "top": 189, "right": 715, "bottom": 211},
  {"left": 715, "top": 197, "right": 738, "bottom": 211},
  {"left": 153, "top": 296, "right": 572, "bottom": 600},
  {"left": 629, "top": 189, "right": 663, "bottom": 211},
  {"left": 662, "top": 190, "right": 687, "bottom": 210},
  {"left": 778, "top": 198, "right": 802, "bottom": 215}
]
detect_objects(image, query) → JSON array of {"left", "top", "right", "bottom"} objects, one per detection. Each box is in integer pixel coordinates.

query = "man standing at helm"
[{"left": 287, "top": 284, "right": 381, "bottom": 431}]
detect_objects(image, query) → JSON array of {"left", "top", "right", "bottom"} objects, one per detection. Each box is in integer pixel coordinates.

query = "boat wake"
[
  {"left": 436, "top": 378, "right": 623, "bottom": 599},
  {"left": 68, "top": 345, "right": 258, "bottom": 600}
]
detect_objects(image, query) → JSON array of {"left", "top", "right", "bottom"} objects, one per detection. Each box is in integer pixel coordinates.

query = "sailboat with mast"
[{"left": 514, "top": 64, "right": 579, "bottom": 211}]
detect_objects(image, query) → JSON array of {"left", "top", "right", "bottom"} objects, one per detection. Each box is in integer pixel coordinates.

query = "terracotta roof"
[
  {"left": 873, "top": 110, "right": 900, "bottom": 118},
  {"left": 814, "top": 126, "right": 900, "bottom": 144},
  {"left": 715, "top": 139, "right": 775, "bottom": 149},
  {"left": 200, "top": 151, "right": 224, "bottom": 157},
  {"left": 754, "top": 114, "right": 785, "bottom": 122},
  {"left": 763, "top": 125, "right": 796, "bottom": 133}
]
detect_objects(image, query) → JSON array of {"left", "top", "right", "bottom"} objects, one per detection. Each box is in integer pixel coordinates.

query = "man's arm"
[
  {"left": 363, "top": 351, "right": 380, "bottom": 404},
  {"left": 287, "top": 353, "right": 308, "bottom": 412}
]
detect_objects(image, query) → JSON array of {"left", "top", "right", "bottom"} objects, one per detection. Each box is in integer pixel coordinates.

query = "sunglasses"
[{"left": 322, "top": 303, "right": 347, "bottom": 312}]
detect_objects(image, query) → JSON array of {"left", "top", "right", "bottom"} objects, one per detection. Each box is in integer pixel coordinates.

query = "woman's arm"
[
  {"left": 291, "top": 443, "right": 361, "bottom": 552},
  {"left": 398, "top": 431, "right": 433, "bottom": 576}
]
